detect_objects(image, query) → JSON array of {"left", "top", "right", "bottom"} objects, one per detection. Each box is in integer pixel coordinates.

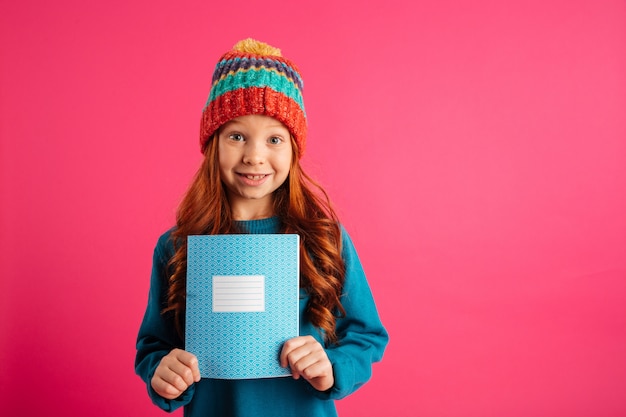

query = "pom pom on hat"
[
  {"left": 199, "top": 39, "right": 307, "bottom": 158},
  {"left": 233, "top": 38, "right": 282, "bottom": 56}
]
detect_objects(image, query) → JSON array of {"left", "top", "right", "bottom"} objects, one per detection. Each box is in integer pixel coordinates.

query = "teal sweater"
[{"left": 135, "top": 217, "right": 388, "bottom": 417}]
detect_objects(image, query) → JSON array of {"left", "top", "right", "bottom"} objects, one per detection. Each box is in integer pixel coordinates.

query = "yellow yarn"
[{"left": 232, "top": 38, "right": 282, "bottom": 57}]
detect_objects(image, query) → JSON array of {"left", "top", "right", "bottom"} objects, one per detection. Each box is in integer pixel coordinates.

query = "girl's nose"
[{"left": 242, "top": 140, "right": 265, "bottom": 165}]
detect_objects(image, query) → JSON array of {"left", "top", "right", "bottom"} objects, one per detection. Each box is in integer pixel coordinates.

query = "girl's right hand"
[{"left": 151, "top": 348, "right": 201, "bottom": 400}]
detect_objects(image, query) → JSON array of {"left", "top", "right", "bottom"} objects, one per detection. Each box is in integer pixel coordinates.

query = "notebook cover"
[{"left": 185, "top": 234, "right": 300, "bottom": 379}]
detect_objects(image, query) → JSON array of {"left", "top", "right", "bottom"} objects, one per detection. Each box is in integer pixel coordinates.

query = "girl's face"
[{"left": 217, "top": 114, "right": 293, "bottom": 220}]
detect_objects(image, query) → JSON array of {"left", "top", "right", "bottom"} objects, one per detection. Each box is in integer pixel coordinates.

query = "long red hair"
[{"left": 163, "top": 135, "right": 346, "bottom": 345}]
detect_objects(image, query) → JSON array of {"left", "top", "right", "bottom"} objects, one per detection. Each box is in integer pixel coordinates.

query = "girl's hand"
[
  {"left": 151, "top": 348, "right": 201, "bottom": 400},
  {"left": 280, "top": 335, "right": 334, "bottom": 392}
]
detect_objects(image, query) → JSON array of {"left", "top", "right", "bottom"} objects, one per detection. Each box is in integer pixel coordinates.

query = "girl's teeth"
[{"left": 245, "top": 175, "right": 264, "bottom": 180}]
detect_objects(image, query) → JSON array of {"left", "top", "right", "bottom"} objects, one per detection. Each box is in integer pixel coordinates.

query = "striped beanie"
[{"left": 200, "top": 39, "right": 307, "bottom": 157}]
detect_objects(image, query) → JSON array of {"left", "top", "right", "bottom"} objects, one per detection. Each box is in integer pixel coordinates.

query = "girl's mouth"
[
  {"left": 241, "top": 174, "right": 268, "bottom": 181},
  {"left": 237, "top": 173, "right": 270, "bottom": 185}
]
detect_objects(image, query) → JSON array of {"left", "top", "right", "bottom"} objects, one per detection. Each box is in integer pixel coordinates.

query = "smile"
[
  {"left": 241, "top": 174, "right": 268, "bottom": 180},
  {"left": 237, "top": 173, "right": 271, "bottom": 185}
]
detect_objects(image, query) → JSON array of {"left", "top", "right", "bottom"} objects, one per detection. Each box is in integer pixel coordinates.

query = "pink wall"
[{"left": 1, "top": 1, "right": 625, "bottom": 416}]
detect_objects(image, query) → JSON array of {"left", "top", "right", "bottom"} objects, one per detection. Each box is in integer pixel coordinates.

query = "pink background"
[{"left": 1, "top": 1, "right": 625, "bottom": 416}]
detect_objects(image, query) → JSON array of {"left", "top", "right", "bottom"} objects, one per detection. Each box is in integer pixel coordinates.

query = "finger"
[
  {"left": 279, "top": 336, "right": 309, "bottom": 367},
  {"left": 151, "top": 373, "right": 184, "bottom": 400},
  {"left": 172, "top": 350, "right": 201, "bottom": 382},
  {"left": 163, "top": 349, "right": 200, "bottom": 383},
  {"left": 156, "top": 350, "right": 199, "bottom": 389},
  {"left": 164, "top": 360, "right": 197, "bottom": 388},
  {"left": 282, "top": 338, "right": 326, "bottom": 378},
  {"left": 173, "top": 349, "right": 199, "bottom": 367},
  {"left": 298, "top": 356, "right": 331, "bottom": 381},
  {"left": 290, "top": 349, "right": 328, "bottom": 379}
]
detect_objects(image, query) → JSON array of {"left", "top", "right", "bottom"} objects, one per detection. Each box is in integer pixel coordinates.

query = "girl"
[{"left": 135, "top": 38, "right": 388, "bottom": 417}]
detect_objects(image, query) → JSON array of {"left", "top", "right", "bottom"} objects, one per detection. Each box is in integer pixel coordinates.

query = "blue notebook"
[{"left": 185, "top": 234, "right": 300, "bottom": 379}]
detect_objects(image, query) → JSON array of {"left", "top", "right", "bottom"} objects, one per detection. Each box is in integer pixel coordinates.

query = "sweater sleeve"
[
  {"left": 135, "top": 231, "right": 195, "bottom": 412},
  {"left": 318, "top": 228, "right": 389, "bottom": 400}
]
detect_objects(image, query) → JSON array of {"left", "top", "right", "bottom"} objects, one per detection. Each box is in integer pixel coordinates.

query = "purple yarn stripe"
[{"left": 212, "top": 57, "right": 303, "bottom": 91}]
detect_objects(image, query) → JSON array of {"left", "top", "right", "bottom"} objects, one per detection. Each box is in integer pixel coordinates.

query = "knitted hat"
[{"left": 200, "top": 39, "right": 307, "bottom": 157}]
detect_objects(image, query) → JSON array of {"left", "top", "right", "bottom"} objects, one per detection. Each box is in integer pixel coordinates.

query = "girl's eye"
[
  {"left": 229, "top": 133, "right": 244, "bottom": 141},
  {"left": 269, "top": 136, "right": 283, "bottom": 145}
]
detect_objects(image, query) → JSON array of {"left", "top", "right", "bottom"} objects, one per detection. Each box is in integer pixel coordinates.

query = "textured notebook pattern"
[{"left": 186, "top": 234, "right": 299, "bottom": 379}]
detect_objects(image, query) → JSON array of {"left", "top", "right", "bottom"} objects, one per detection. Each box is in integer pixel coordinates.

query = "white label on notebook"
[{"left": 212, "top": 275, "right": 265, "bottom": 312}]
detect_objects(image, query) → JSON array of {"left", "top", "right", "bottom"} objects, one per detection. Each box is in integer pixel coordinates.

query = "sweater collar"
[{"left": 233, "top": 216, "right": 281, "bottom": 234}]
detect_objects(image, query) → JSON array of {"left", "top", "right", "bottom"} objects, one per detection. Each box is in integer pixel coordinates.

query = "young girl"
[{"left": 135, "top": 38, "right": 388, "bottom": 417}]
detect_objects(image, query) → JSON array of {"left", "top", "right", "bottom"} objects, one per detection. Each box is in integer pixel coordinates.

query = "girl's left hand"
[{"left": 280, "top": 335, "right": 334, "bottom": 392}]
